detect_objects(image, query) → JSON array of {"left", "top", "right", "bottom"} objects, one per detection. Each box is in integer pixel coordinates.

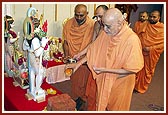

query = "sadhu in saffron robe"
[
  {"left": 87, "top": 24, "right": 144, "bottom": 111},
  {"left": 63, "top": 16, "right": 95, "bottom": 100},
  {"left": 134, "top": 21, "right": 164, "bottom": 93}
]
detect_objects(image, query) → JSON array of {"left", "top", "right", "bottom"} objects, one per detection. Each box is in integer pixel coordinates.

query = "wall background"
[
  {"left": 3, "top": 3, "right": 115, "bottom": 38},
  {"left": 2, "top": 2, "right": 164, "bottom": 50}
]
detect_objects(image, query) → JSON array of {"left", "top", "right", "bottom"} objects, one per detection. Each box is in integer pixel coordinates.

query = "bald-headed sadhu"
[{"left": 63, "top": 4, "right": 95, "bottom": 102}]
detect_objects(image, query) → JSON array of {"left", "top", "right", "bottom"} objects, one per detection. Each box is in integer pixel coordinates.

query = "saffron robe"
[
  {"left": 63, "top": 16, "right": 95, "bottom": 100},
  {"left": 135, "top": 21, "right": 164, "bottom": 93},
  {"left": 134, "top": 21, "right": 148, "bottom": 35},
  {"left": 63, "top": 16, "right": 95, "bottom": 58},
  {"left": 87, "top": 24, "right": 144, "bottom": 111},
  {"left": 85, "top": 72, "right": 97, "bottom": 110},
  {"left": 85, "top": 21, "right": 104, "bottom": 111}
]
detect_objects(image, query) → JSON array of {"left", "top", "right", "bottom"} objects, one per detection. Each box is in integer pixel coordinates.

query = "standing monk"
[
  {"left": 66, "top": 8, "right": 144, "bottom": 111},
  {"left": 63, "top": 4, "right": 95, "bottom": 102},
  {"left": 134, "top": 10, "right": 164, "bottom": 93}
]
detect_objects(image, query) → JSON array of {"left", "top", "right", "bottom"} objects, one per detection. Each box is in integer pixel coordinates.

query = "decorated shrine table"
[
  {"left": 4, "top": 77, "right": 62, "bottom": 111},
  {"left": 45, "top": 60, "right": 70, "bottom": 84}
]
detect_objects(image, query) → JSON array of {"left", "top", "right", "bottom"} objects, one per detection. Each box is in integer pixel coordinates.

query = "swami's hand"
[
  {"left": 143, "top": 47, "right": 150, "bottom": 56},
  {"left": 143, "top": 47, "right": 150, "bottom": 52},
  {"left": 65, "top": 63, "right": 80, "bottom": 73},
  {"left": 73, "top": 53, "right": 81, "bottom": 61}
]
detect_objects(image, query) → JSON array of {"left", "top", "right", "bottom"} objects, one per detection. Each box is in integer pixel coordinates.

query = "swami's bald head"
[
  {"left": 103, "top": 8, "right": 123, "bottom": 23},
  {"left": 102, "top": 8, "right": 125, "bottom": 36},
  {"left": 149, "top": 10, "right": 161, "bottom": 24},
  {"left": 74, "top": 4, "right": 88, "bottom": 25},
  {"left": 74, "top": 4, "right": 87, "bottom": 13}
]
